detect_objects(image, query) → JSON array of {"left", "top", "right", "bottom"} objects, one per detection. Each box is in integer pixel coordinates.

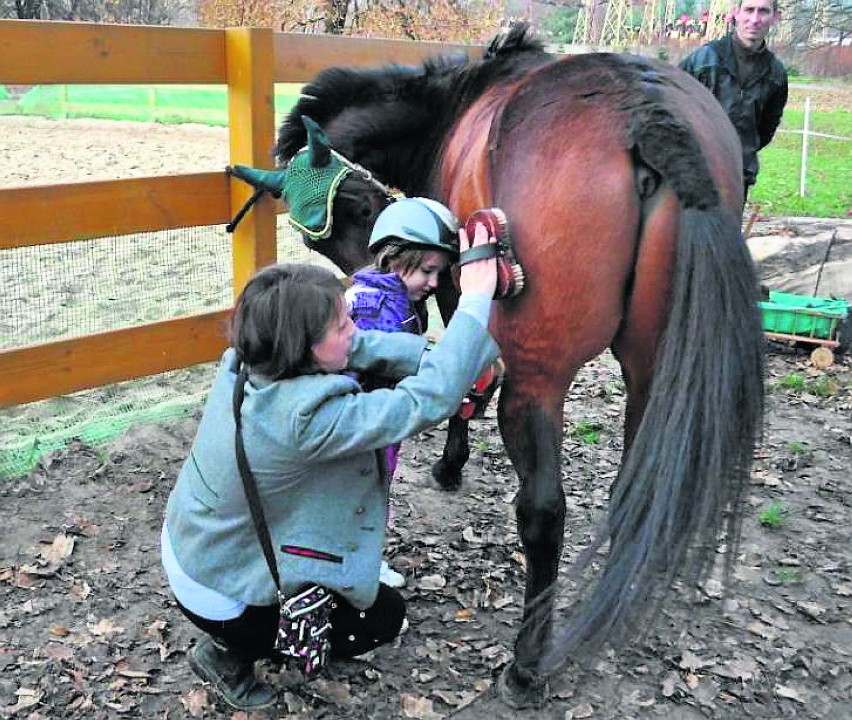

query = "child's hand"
[{"left": 457, "top": 222, "right": 497, "bottom": 297}]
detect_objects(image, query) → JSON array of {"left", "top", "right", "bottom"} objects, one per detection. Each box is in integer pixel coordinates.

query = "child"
[
  {"left": 161, "top": 225, "right": 499, "bottom": 711},
  {"left": 346, "top": 198, "right": 460, "bottom": 588}
]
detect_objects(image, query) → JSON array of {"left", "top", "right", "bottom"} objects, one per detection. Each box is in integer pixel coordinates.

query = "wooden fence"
[{"left": 0, "top": 20, "right": 479, "bottom": 407}]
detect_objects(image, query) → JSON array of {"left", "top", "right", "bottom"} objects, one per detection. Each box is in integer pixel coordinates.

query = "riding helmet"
[{"left": 368, "top": 198, "right": 459, "bottom": 256}]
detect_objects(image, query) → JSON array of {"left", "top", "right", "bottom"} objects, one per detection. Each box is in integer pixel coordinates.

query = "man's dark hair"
[{"left": 231, "top": 263, "right": 345, "bottom": 379}]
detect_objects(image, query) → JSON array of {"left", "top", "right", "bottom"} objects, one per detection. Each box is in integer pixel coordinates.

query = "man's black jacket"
[{"left": 680, "top": 34, "right": 788, "bottom": 187}]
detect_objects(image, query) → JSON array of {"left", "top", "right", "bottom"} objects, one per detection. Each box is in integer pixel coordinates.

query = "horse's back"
[{"left": 438, "top": 51, "right": 744, "bottom": 382}]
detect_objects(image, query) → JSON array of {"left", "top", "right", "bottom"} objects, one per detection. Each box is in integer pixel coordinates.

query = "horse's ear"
[{"left": 302, "top": 115, "right": 332, "bottom": 167}]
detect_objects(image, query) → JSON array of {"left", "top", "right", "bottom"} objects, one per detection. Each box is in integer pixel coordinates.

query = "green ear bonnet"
[{"left": 226, "top": 115, "right": 352, "bottom": 240}]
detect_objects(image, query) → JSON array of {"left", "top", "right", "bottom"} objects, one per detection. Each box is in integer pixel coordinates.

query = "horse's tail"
[{"left": 542, "top": 204, "right": 765, "bottom": 671}]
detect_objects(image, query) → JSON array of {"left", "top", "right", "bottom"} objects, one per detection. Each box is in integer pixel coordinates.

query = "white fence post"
[{"left": 799, "top": 96, "right": 811, "bottom": 197}]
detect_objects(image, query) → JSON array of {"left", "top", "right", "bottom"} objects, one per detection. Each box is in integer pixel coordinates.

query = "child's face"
[
  {"left": 399, "top": 251, "right": 450, "bottom": 302},
  {"left": 312, "top": 298, "right": 356, "bottom": 372}
]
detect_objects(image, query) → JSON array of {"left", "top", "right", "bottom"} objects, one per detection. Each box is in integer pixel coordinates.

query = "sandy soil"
[{"left": 1, "top": 117, "right": 851, "bottom": 720}]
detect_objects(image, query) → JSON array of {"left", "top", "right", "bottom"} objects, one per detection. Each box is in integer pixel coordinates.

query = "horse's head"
[
  {"left": 269, "top": 22, "right": 552, "bottom": 276},
  {"left": 230, "top": 115, "right": 394, "bottom": 277}
]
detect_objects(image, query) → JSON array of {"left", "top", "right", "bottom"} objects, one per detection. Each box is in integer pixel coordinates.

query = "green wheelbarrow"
[{"left": 760, "top": 290, "right": 851, "bottom": 367}]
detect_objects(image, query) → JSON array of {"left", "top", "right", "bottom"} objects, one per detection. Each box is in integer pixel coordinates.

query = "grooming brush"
[{"left": 464, "top": 208, "right": 525, "bottom": 299}]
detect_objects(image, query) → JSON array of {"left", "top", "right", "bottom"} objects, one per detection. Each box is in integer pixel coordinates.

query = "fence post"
[
  {"left": 799, "top": 96, "right": 811, "bottom": 198},
  {"left": 225, "top": 27, "right": 277, "bottom": 299}
]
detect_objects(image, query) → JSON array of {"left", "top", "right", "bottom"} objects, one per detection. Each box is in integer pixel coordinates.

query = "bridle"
[{"left": 327, "top": 148, "right": 396, "bottom": 204}]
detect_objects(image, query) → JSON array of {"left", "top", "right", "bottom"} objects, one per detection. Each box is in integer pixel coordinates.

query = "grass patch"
[
  {"left": 771, "top": 567, "right": 802, "bottom": 584},
  {"left": 775, "top": 374, "right": 806, "bottom": 391},
  {"left": 571, "top": 420, "right": 603, "bottom": 445},
  {"left": 759, "top": 501, "right": 788, "bottom": 527},
  {"left": 751, "top": 109, "right": 852, "bottom": 217},
  {"left": 807, "top": 376, "right": 839, "bottom": 397}
]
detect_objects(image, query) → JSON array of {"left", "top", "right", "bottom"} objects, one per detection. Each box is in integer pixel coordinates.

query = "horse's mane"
[{"left": 274, "top": 22, "right": 552, "bottom": 190}]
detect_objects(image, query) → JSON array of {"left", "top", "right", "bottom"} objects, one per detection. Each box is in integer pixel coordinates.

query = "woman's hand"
[{"left": 457, "top": 222, "right": 497, "bottom": 297}]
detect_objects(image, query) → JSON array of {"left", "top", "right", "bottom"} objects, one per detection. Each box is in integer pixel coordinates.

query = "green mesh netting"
[
  {"left": 283, "top": 148, "right": 351, "bottom": 239},
  {"left": 1, "top": 368, "right": 212, "bottom": 478},
  {"left": 1, "top": 217, "right": 339, "bottom": 480}
]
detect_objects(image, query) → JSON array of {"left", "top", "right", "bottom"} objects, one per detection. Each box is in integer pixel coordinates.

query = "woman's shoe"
[{"left": 188, "top": 636, "right": 277, "bottom": 711}]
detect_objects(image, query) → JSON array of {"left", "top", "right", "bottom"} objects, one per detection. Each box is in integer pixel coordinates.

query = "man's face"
[{"left": 734, "top": 0, "right": 778, "bottom": 49}]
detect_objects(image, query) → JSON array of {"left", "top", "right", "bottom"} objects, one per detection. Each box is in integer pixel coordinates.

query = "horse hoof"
[
  {"left": 431, "top": 459, "right": 462, "bottom": 491},
  {"left": 496, "top": 662, "right": 550, "bottom": 710}
]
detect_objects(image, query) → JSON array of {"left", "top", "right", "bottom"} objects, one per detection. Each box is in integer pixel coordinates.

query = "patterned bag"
[{"left": 275, "top": 585, "right": 334, "bottom": 676}]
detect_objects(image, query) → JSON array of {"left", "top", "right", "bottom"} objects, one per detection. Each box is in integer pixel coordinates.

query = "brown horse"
[{"left": 274, "top": 24, "right": 764, "bottom": 708}]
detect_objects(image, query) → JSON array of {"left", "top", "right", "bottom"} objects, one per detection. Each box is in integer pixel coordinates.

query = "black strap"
[
  {"left": 233, "top": 362, "right": 281, "bottom": 589},
  {"left": 457, "top": 242, "right": 500, "bottom": 266},
  {"left": 225, "top": 188, "right": 265, "bottom": 234}
]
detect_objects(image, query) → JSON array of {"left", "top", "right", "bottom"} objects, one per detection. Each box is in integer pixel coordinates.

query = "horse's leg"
[
  {"left": 495, "top": 372, "right": 572, "bottom": 708},
  {"left": 431, "top": 414, "right": 469, "bottom": 491},
  {"left": 608, "top": 190, "right": 679, "bottom": 563},
  {"left": 430, "top": 275, "right": 470, "bottom": 490},
  {"left": 611, "top": 190, "right": 678, "bottom": 453}
]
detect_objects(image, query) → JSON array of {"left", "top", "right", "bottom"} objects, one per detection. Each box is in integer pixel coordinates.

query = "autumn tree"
[
  {"left": 194, "top": 0, "right": 503, "bottom": 42},
  {"left": 353, "top": 0, "right": 504, "bottom": 42},
  {"left": 4, "top": 0, "right": 184, "bottom": 22}
]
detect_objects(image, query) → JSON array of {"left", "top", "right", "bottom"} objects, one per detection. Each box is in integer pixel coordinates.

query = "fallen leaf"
[
  {"left": 834, "top": 582, "right": 852, "bottom": 597},
  {"left": 418, "top": 574, "right": 447, "bottom": 591},
  {"left": 44, "top": 644, "right": 75, "bottom": 662},
  {"left": 69, "top": 580, "right": 92, "bottom": 601},
  {"left": 745, "top": 620, "right": 777, "bottom": 639},
  {"left": 49, "top": 626, "right": 72, "bottom": 637},
  {"left": 311, "top": 678, "right": 353, "bottom": 706},
  {"left": 181, "top": 688, "right": 209, "bottom": 718},
  {"left": 40, "top": 533, "right": 75, "bottom": 566},
  {"left": 14, "top": 568, "right": 42, "bottom": 587},
  {"left": 775, "top": 684, "right": 807, "bottom": 703},
  {"left": 713, "top": 658, "right": 757, "bottom": 682},
  {"left": 661, "top": 671, "right": 680, "bottom": 697},
  {"left": 461, "top": 526, "right": 483, "bottom": 544},
  {"left": 1, "top": 688, "right": 43, "bottom": 715},
  {"left": 680, "top": 649, "right": 714, "bottom": 671},
  {"left": 400, "top": 693, "right": 444, "bottom": 719},
  {"left": 795, "top": 601, "right": 826, "bottom": 621},
  {"left": 88, "top": 618, "right": 125, "bottom": 637},
  {"left": 568, "top": 702, "right": 595, "bottom": 718}
]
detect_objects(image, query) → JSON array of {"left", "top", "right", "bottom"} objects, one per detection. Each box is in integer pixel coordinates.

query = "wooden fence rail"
[{"left": 0, "top": 20, "right": 478, "bottom": 407}]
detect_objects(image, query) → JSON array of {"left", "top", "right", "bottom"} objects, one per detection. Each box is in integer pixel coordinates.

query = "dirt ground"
[{"left": 1, "top": 117, "right": 851, "bottom": 719}]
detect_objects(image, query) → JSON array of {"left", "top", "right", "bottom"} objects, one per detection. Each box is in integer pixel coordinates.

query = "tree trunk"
[{"left": 324, "top": 0, "right": 349, "bottom": 34}]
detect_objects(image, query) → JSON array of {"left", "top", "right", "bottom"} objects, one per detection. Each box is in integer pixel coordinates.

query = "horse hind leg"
[
  {"left": 496, "top": 373, "right": 569, "bottom": 709},
  {"left": 611, "top": 188, "right": 678, "bottom": 455},
  {"left": 609, "top": 188, "right": 678, "bottom": 560}
]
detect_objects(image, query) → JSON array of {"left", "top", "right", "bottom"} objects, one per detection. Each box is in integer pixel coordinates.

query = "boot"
[{"left": 188, "top": 636, "right": 277, "bottom": 711}]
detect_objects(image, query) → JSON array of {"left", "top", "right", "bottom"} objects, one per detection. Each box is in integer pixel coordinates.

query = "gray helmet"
[{"left": 368, "top": 197, "right": 459, "bottom": 256}]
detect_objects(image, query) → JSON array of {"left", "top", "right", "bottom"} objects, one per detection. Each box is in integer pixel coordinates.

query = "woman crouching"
[{"left": 160, "top": 220, "right": 498, "bottom": 710}]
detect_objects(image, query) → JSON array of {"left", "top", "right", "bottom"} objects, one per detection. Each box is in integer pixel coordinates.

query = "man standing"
[{"left": 680, "top": 0, "right": 788, "bottom": 204}]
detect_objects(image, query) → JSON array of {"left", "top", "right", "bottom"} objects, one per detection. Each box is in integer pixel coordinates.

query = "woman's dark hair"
[{"left": 230, "top": 263, "right": 345, "bottom": 379}]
